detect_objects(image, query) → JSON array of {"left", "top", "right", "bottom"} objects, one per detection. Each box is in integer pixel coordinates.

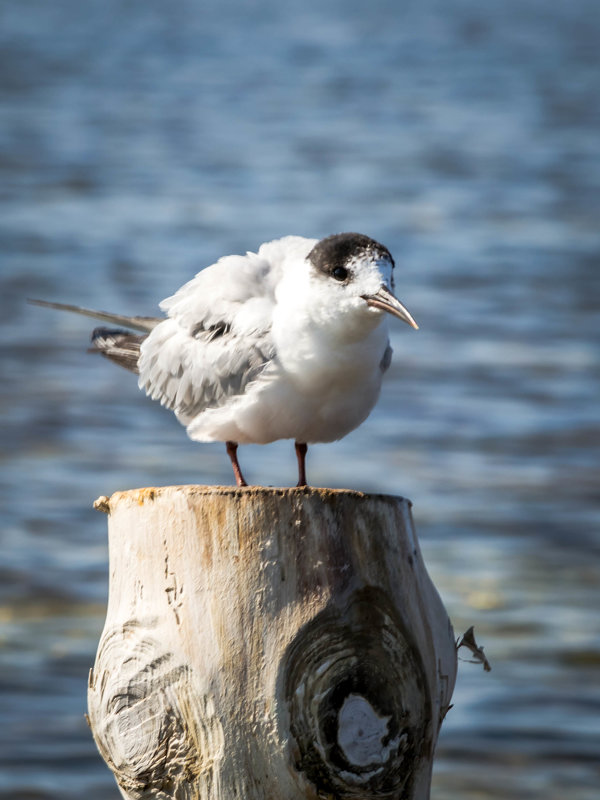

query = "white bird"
[{"left": 31, "top": 232, "right": 418, "bottom": 486}]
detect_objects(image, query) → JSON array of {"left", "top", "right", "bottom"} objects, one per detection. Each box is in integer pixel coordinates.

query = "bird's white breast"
[{"left": 245, "top": 267, "right": 392, "bottom": 444}]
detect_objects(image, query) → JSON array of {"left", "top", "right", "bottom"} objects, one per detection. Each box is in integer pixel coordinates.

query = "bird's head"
[{"left": 305, "top": 232, "right": 418, "bottom": 331}]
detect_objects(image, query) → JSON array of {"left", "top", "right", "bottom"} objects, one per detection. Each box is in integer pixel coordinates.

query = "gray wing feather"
[
  {"left": 137, "top": 241, "right": 309, "bottom": 423},
  {"left": 90, "top": 328, "right": 145, "bottom": 373},
  {"left": 380, "top": 342, "right": 393, "bottom": 373},
  {"left": 139, "top": 318, "right": 275, "bottom": 424}
]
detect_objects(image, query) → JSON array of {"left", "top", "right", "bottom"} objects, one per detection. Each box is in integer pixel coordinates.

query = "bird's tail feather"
[
  {"left": 90, "top": 328, "right": 145, "bottom": 374},
  {"left": 28, "top": 299, "right": 162, "bottom": 333}
]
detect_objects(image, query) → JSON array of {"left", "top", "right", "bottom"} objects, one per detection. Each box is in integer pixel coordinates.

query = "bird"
[{"left": 30, "top": 232, "right": 418, "bottom": 487}]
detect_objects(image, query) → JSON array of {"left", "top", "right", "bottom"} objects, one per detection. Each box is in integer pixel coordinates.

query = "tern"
[{"left": 31, "top": 232, "right": 418, "bottom": 486}]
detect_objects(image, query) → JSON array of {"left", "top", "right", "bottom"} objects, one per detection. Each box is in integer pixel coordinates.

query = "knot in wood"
[
  {"left": 283, "top": 587, "right": 431, "bottom": 798},
  {"left": 88, "top": 620, "right": 224, "bottom": 798}
]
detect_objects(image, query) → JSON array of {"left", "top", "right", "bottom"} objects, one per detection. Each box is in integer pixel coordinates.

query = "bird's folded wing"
[
  {"left": 138, "top": 319, "right": 275, "bottom": 424},
  {"left": 137, "top": 245, "right": 293, "bottom": 424}
]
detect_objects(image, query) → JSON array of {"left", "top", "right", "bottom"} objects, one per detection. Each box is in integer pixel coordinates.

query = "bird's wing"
[{"left": 138, "top": 236, "right": 315, "bottom": 424}]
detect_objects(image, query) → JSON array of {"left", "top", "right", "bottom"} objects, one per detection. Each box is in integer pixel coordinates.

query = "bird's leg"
[
  {"left": 226, "top": 441, "right": 247, "bottom": 487},
  {"left": 295, "top": 441, "right": 308, "bottom": 487}
]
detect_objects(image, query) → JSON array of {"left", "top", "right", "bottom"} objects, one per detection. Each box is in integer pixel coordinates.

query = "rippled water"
[{"left": 1, "top": 0, "right": 599, "bottom": 797}]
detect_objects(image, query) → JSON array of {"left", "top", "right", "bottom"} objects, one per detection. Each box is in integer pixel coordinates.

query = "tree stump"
[{"left": 88, "top": 486, "right": 456, "bottom": 800}]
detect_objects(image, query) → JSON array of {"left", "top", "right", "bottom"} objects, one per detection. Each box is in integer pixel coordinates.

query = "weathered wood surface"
[{"left": 88, "top": 486, "right": 457, "bottom": 800}]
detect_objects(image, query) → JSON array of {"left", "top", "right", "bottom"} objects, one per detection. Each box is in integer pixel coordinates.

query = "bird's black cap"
[{"left": 308, "top": 232, "right": 394, "bottom": 277}]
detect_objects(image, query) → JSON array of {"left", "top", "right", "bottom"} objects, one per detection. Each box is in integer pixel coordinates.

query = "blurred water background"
[{"left": 1, "top": 0, "right": 599, "bottom": 797}]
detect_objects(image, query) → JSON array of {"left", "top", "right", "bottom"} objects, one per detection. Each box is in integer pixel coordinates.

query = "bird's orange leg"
[{"left": 226, "top": 441, "right": 248, "bottom": 487}]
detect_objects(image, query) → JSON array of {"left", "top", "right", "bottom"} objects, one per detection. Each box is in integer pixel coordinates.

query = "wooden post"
[{"left": 88, "top": 486, "right": 456, "bottom": 800}]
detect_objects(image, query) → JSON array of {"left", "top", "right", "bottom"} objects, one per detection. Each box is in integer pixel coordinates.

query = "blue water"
[{"left": 1, "top": 0, "right": 599, "bottom": 797}]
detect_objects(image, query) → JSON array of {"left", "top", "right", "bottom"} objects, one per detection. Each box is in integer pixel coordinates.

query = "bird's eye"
[{"left": 332, "top": 266, "right": 348, "bottom": 281}]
